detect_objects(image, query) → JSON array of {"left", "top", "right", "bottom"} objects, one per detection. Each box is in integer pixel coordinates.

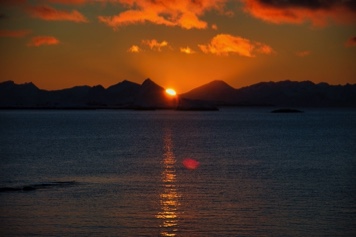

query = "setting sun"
[{"left": 165, "top": 88, "right": 176, "bottom": 96}]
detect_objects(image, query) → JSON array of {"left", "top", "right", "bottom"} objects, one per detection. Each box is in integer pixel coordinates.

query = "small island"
[{"left": 271, "top": 108, "right": 303, "bottom": 113}]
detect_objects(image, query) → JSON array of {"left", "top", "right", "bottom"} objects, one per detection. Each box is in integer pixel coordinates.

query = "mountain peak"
[
  {"left": 181, "top": 79, "right": 236, "bottom": 103},
  {"left": 0, "top": 80, "right": 39, "bottom": 91},
  {"left": 140, "top": 78, "right": 163, "bottom": 90},
  {"left": 107, "top": 80, "right": 140, "bottom": 92},
  {"left": 142, "top": 78, "right": 156, "bottom": 85},
  {"left": 0, "top": 80, "right": 15, "bottom": 86},
  {"left": 207, "top": 80, "right": 235, "bottom": 90},
  {"left": 134, "top": 78, "right": 174, "bottom": 109}
]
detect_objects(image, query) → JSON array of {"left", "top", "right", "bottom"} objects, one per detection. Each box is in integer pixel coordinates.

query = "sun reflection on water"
[{"left": 156, "top": 129, "right": 181, "bottom": 237}]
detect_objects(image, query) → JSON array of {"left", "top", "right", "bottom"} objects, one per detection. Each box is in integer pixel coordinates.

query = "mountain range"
[
  {"left": 1, "top": 79, "right": 355, "bottom": 109},
  {"left": 182, "top": 80, "right": 356, "bottom": 107}
]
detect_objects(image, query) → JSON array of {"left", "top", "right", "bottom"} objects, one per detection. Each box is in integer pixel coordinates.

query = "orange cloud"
[
  {"left": 27, "top": 36, "right": 60, "bottom": 47},
  {"left": 256, "top": 42, "right": 274, "bottom": 54},
  {"left": 0, "top": 29, "right": 31, "bottom": 38},
  {"left": 180, "top": 47, "right": 196, "bottom": 54},
  {"left": 27, "top": 5, "right": 88, "bottom": 22},
  {"left": 345, "top": 36, "right": 356, "bottom": 47},
  {"left": 242, "top": 0, "right": 356, "bottom": 27},
  {"left": 128, "top": 44, "right": 141, "bottom": 53},
  {"left": 199, "top": 34, "right": 274, "bottom": 57},
  {"left": 211, "top": 24, "right": 218, "bottom": 30},
  {"left": 98, "top": 0, "right": 228, "bottom": 29},
  {"left": 296, "top": 50, "right": 311, "bottom": 57},
  {"left": 142, "top": 39, "right": 168, "bottom": 51}
]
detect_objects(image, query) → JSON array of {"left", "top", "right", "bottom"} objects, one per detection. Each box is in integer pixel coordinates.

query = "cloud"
[
  {"left": 345, "top": 36, "right": 356, "bottom": 47},
  {"left": 211, "top": 24, "right": 218, "bottom": 30},
  {"left": 128, "top": 39, "right": 170, "bottom": 52},
  {"left": 296, "top": 50, "right": 311, "bottom": 57},
  {"left": 256, "top": 42, "right": 274, "bottom": 54},
  {"left": 198, "top": 34, "right": 274, "bottom": 57},
  {"left": 0, "top": 29, "right": 31, "bottom": 38},
  {"left": 98, "top": 0, "right": 229, "bottom": 29},
  {"left": 242, "top": 0, "right": 356, "bottom": 26},
  {"left": 0, "top": 0, "right": 88, "bottom": 7},
  {"left": 48, "top": 0, "right": 88, "bottom": 4},
  {"left": 27, "top": 36, "right": 60, "bottom": 47},
  {"left": 141, "top": 39, "right": 168, "bottom": 51},
  {"left": 27, "top": 5, "right": 88, "bottom": 22},
  {"left": 0, "top": 0, "right": 26, "bottom": 6},
  {"left": 180, "top": 47, "right": 196, "bottom": 54},
  {"left": 128, "top": 44, "right": 141, "bottom": 53}
]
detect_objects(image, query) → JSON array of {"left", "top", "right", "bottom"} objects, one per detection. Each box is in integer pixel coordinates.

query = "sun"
[{"left": 165, "top": 88, "right": 176, "bottom": 96}]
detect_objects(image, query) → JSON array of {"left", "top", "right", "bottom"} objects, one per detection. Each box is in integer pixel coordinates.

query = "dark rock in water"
[
  {"left": 0, "top": 181, "right": 77, "bottom": 193},
  {"left": 50, "top": 181, "right": 77, "bottom": 186},
  {"left": 0, "top": 187, "right": 22, "bottom": 192},
  {"left": 22, "top": 186, "right": 37, "bottom": 191},
  {"left": 134, "top": 106, "right": 157, "bottom": 111},
  {"left": 271, "top": 108, "right": 303, "bottom": 113}
]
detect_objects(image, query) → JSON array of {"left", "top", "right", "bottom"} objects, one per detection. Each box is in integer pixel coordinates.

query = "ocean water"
[{"left": 0, "top": 108, "right": 355, "bottom": 236}]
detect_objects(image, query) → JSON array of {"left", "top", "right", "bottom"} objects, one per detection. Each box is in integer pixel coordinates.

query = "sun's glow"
[{"left": 165, "top": 88, "right": 176, "bottom": 96}]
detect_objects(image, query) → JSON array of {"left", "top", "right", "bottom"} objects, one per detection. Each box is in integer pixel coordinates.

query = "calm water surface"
[{"left": 0, "top": 108, "right": 355, "bottom": 236}]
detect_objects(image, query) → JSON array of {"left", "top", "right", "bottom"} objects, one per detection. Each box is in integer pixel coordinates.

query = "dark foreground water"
[{"left": 0, "top": 108, "right": 355, "bottom": 236}]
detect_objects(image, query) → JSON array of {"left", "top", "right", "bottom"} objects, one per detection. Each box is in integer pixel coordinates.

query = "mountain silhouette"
[
  {"left": 133, "top": 79, "right": 176, "bottom": 109},
  {"left": 106, "top": 80, "right": 140, "bottom": 106},
  {"left": 0, "top": 81, "right": 41, "bottom": 107},
  {"left": 1, "top": 79, "right": 355, "bottom": 109},
  {"left": 182, "top": 80, "right": 356, "bottom": 107},
  {"left": 0, "top": 78, "right": 217, "bottom": 110},
  {"left": 180, "top": 80, "right": 236, "bottom": 103}
]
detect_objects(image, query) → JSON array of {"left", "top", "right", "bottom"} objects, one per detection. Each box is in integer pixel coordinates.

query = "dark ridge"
[
  {"left": 183, "top": 79, "right": 356, "bottom": 107},
  {"left": 0, "top": 181, "right": 78, "bottom": 193}
]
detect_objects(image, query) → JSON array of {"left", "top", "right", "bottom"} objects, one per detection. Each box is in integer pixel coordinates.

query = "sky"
[{"left": 0, "top": 0, "right": 355, "bottom": 93}]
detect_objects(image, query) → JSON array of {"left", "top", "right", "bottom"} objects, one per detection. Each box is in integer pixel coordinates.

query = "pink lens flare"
[{"left": 182, "top": 158, "right": 200, "bottom": 170}]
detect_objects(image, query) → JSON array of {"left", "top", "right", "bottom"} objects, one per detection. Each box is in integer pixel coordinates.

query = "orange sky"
[{"left": 0, "top": 0, "right": 355, "bottom": 93}]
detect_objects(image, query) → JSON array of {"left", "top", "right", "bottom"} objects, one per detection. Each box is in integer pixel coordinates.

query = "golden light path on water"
[{"left": 156, "top": 128, "right": 181, "bottom": 237}]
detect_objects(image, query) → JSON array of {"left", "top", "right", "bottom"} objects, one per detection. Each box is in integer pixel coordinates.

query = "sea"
[{"left": 0, "top": 108, "right": 355, "bottom": 237}]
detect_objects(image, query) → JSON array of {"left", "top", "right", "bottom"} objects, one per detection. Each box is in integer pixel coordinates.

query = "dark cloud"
[
  {"left": 27, "top": 5, "right": 88, "bottom": 22},
  {"left": 345, "top": 0, "right": 356, "bottom": 11},
  {"left": 259, "top": 0, "right": 356, "bottom": 11},
  {"left": 0, "top": 29, "right": 31, "bottom": 38},
  {"left": 243, "top": 0, "right": 356, "bottom": 26},
  {"left": 345, "top": 36, "right": 356, "bottom": 47},
  {"left": 0, "top": 0, "right": 26, "bottom": 6}
]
